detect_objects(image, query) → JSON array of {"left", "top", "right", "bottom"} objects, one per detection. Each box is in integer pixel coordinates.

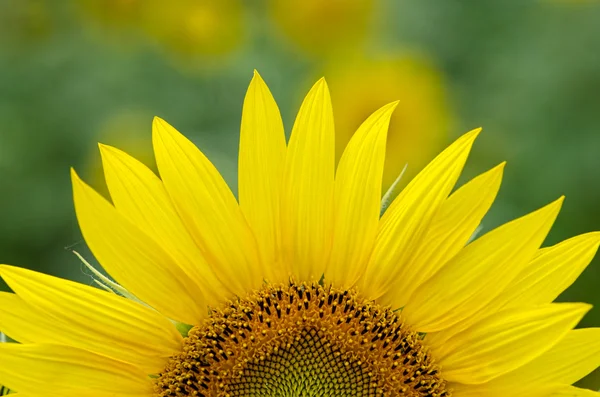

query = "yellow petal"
[
  {"left": 153, "top": 117, "right": 262, "bottom": 294},
  {"left": 280, "top": 78, "right": 335, "bottom": 281},
  {"left": 522, "top": 327, "right": 600, "bottom": 385},
  {"left": 449, "top": 328, "right": 600, "bottom": 397},
  {"left": 100, "top": 144, "right": 228, "bottom": 305},
  {"left": 72, "top": 169, "right": 206, "bottom": 324},
  {"left": 500, "top": 328, "right": 600, "bottom": 389},
  {"left": 403, "top": 197, "right": 563, "bottom": 332},
  {"left": 0, "top": 344, "right": 152, "bottom": 394},
  {"left": 238, "top": 71, "right": 287, "bottom": 283},
  {"left": 384, "top": 162, "right": 504, "bottom": 307},
  {"left": 327, "top": 101, "right": 398, "bottom": 288},
  {"left": 438, "top": 303, "right": 590, "bottom": 384},
  {"left": 361, "top": 129, "right": 480, "bottom": 302},
  {"left": 451, "top": 382, "right": 555, "bottom": 397},
  {"left": 0, "top": 266, "right": 182, "bottom": 374},
  {"left": 426, "top": 230, "right": 600, "bottom": 347},
  {"left": 552, "top": 386, "right": 600, "bottom": 397},
  {"left": 500, "top": 232, "right": 600, "bottom": 308}
]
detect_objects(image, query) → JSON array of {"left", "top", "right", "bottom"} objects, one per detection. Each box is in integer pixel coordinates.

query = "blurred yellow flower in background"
[
  {"left": 77, "top": 0, "right": 142, "bottom": 29},
  {"left": 77, "top": 0, "right": 244, "bottom": 59},
  {"left": 326, "top": 55, "right": 452, "bottom": 191},
  {"left": 269, "top": 0, "right": 374, "bottom": 56},
  {"left": 0, "top": 0, "right": 53, "bottom": 46},
  {"left": 139, "top": 0, "right": 244, "bottom": 58}
]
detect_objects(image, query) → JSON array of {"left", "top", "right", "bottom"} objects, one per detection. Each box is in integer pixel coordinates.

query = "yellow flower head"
[
  {"left": 269, "top": 0, "right": 374, "bottom": 56},
  {"left": 76, "top": 0, "right": 144, "bottom": 29},
  {"left": 0, "top": 72, "right": 599, "bottom": 397},
  {"left": 77, "top": 0, "right": 244, "bottom": 58},
  {"left": 139, "top": 0, "right": 244, "bottom": 58},
  {"left": 0, "top": 0, "right": 53, "bottom": 45}
]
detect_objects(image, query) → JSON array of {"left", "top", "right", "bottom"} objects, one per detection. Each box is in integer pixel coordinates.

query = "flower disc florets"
[{"left": 156, "top": 282, "right": 449, "bottom": 397}]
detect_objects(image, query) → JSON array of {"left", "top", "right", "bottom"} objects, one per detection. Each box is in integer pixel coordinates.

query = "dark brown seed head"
[{"left": 156, "top": 282, "right": 449, "bottom": 397}]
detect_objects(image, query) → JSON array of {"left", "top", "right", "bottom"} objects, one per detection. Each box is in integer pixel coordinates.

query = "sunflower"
[{"left": 1, "top": 72, "right": 599, "bottom": 397}]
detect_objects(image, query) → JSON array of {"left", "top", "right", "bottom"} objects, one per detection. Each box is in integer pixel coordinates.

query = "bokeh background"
[{"left": 1, "top": 0, "right": 600, "bottom": 389}]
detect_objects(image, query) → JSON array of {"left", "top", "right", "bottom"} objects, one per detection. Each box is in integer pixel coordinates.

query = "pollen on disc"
[{"left": 155, "top": 282, "right": 449, "bottom": 397}]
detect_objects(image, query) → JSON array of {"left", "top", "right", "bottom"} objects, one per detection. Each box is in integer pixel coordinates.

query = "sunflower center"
[{"left": 155, "top": 282, "right": 449, "bottom": 397}]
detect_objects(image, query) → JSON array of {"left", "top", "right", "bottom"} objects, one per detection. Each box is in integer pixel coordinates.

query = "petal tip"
[
  {"left": 152, "top": 117, "right": 177, "bottom": 145},
  {"left": 152, "top": 116, "right": 169, "bottom": 132},
  {"left": 468, "top": 127, "right": 483, "bottom": 139},
  {"left": 382, "top": 100, "right": 400, "bottom": 113},
  {"left": 588, "top": 231, "right": 600, "bottom": 241},
  {"left": 70, "top": 169, "right": 96, "bottom": 203},
  {"left": 70, "top": 167, "right": 81, "bottom": 182},
  {"left": 248, "top": 70, "right": 268, "bottom": 94},
  {"left": 572, "top": 302, "right": 593, "bottom": 317},
  {"left": 299, "top": 77, "right": 332, "bottom": 111},
  {"left": 97, "top": 143, "right": 117, "bottom": 158},
  {"left": 555, "top": 195, "right": 566, "bottom": 207},
  {"left": 367, "top": 101, "right": 400, "bottom": 131},
  {"left": 570, "top": 301, "right": 593, "bottom": 310},
  {"left": 313, "top": 77, "right": 329, "bottom": 92},
  {"left": 453, "top": 127, "right": 482, "bottom": 150},
  {"left": 537, "top": 196, "right": 565, "bottom": 222},
  {"left": 490, "top": 161, "right": 507, "bottom": 176}
]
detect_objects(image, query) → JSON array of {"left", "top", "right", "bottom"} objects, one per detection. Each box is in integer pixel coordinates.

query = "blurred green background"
[{"left": 1, "top": 0, "right": 600, "bottom": 388}]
